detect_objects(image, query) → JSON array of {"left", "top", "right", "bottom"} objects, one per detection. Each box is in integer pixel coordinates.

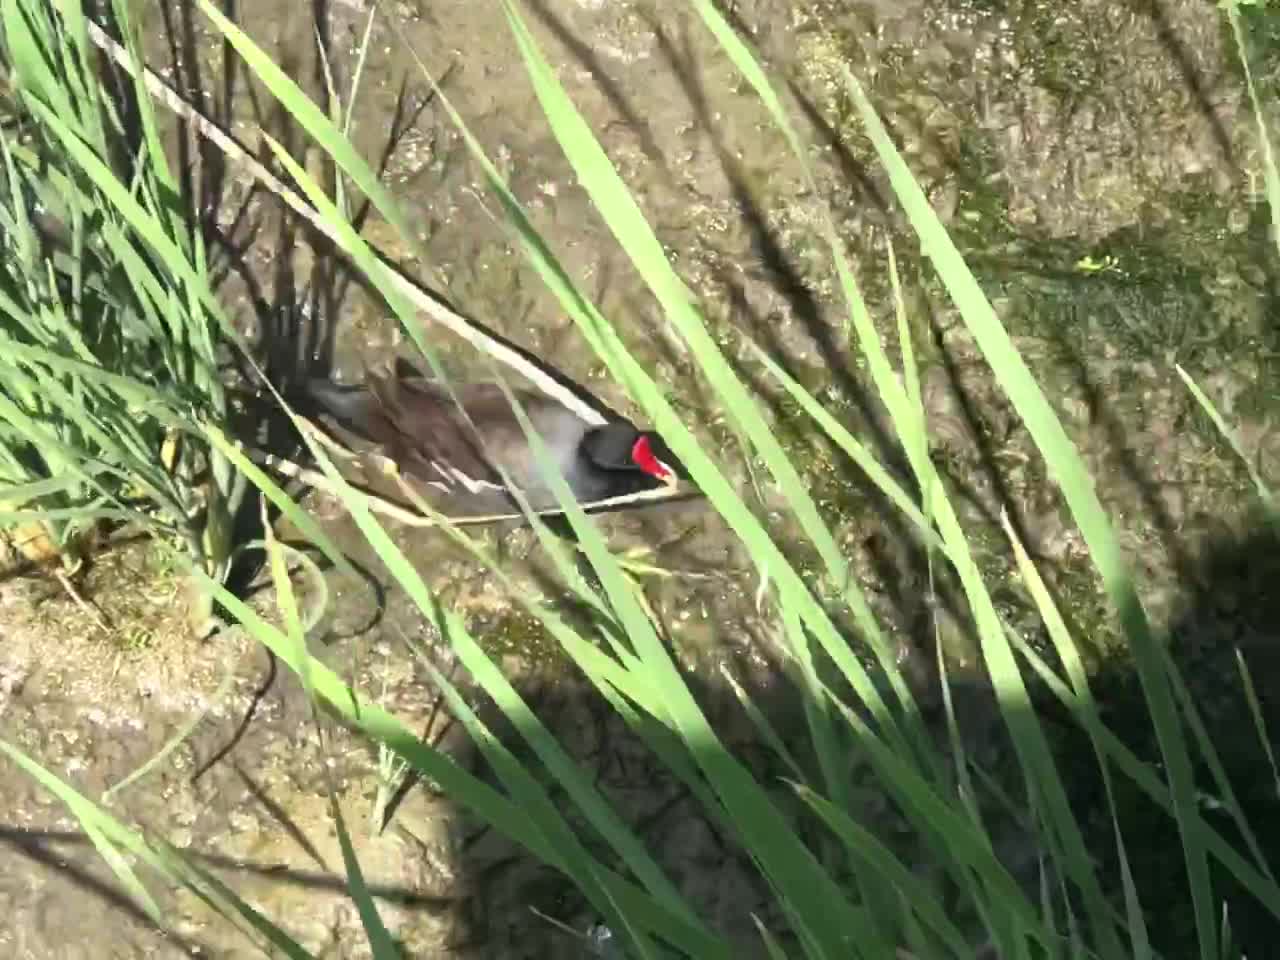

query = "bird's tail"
[{"left": 298, "top": 378, "right": 383, "bottom": 432}]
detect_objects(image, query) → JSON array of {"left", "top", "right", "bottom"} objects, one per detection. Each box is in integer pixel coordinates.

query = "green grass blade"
[
  {"left": 241, "top": 135, "right": 712, "bottom": 936},
  {"left": 840, "top": 63, "right": 1205, "bottom": 958},
  {"left": 0, "top": 337, "right": 175, "bottom": 411},
  {"left": 396, "top": 554, "right": 698, "bottom": 929},
  {"left": 684, "top": 0, "right": 937, "bottom": 533},
  {"left": 328, "top": 794, "right": 401, "bottom": 959},
  {"left": 387, "top": 482, "right": 728, "bottom": 826},
  {"left": 414, "top": 29, "right": 922, "bottom": 784},
  {"left": 155, "top": 843, "right": 318, "bottom": 959},
  {"left": 780, "top": 602, "right": 853, "bottom": 842},
  {"left": 262, "top": 498, "right": 314, "bottom": 700},
  {"left": 674, "top": 12, "right": 1131, "bottom": 951},
  {"left": 819, "top": 679, "right": 1047, "bottom": 946},
  {"left": 405, "top": 634, "right": 663, "bottom": 960},
  {"left": 934, "top": 647, "right": 983, "bottom": 829},
  {"left": 105, "top": 0, "right": 185, "bottom": 245},
  {"left": 0, "top": 468, "right": 107, "bottom": 506},
  {"left": 792, "top": 782, "right": 972, "bottom": 956},
  {"left": 252, "top": 85, "right": 883, "bottom": 953},
  {"left": 104, "top": 651, "right": 238, "bottom": 801},
  {"left": 211, "top": 404, "right": 731, "bottom": 956},
  {"left": 199, "top": 570, "right": 718, "bottom": 958},
  {"left": 754, "top": 918, "right": 790, "bottom": 960},
  {"left": 497, "top": 378, "right": 881, "bottom": 956},
  {"left": 719, "top": 663, "right": 807, "bottom": 783},
  {"left": 0, "top": 739, "right": 163, "bottom": 923},
  {"left": 0, "top": 742, "right": 319, "bottom": 956},
  {"left": 2, "top": 0, "right": 76, "bottom": 122},
  {"left": 499, "top": 0, "right": 926, "bottom": 754},
  {"left": 1175, "top": 364, "right": 1275, "bottom": 517},
  {"left": 1010, "top": 630, "right": 1280, "bottom": 925},
  {"left": 203, "top": 425, "right": 357, "bottom": 581},
  {"left": 750, "top": 343, "right": 946, "bottom": 556},
  {"left": 1235, "top": 648, "right": 1280, "bottom": 801},
  {"left": 1160, "top": 645, "right": 1273, "bottom": 880},
  {"left": 1002, "top": 514, "right": 1151, "bottom": 953},
  {"left": 1224, "top": 3, "right": 1280, "bottom": 265}
]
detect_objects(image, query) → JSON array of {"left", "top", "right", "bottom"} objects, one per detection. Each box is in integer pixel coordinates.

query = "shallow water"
[{"left": 3, "top": 0, "right": 1279, "bottom": 955}]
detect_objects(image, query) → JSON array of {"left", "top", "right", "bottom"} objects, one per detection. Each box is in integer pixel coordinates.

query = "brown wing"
[
  {"left": 360, "top": 374, "right": 497, "bottom": 493},
  {"left": 366, "top": 375, "right": 591, "bottom": 498}
]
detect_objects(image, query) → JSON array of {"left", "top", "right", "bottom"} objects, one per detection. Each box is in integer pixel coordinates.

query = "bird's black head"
[{"left": 581, "top": 421, "right": 684, "bottom": 485}]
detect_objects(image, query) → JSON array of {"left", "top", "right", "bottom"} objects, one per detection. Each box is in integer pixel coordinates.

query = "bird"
[{"left": 298, "top": 366, "right": 684, "bottom": 518}]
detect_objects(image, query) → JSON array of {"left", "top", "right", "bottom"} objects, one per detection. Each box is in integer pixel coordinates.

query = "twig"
[
  {"left": 249, "top": 445, "right": 691, "bottom": 528},
  {"left": 54, "top": 565, "right": 112, "bottom": 632},
  {"left": 82, "top": 18, "right": 608, "bottom": 428}
]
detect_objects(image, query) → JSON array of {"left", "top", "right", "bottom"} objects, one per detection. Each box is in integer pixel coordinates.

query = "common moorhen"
[{"left": 303, "top": 369, "right": 682, "bottom": 516}]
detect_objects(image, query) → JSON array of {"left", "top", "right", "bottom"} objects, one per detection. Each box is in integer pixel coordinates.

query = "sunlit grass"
[
  {"left": 1, "top": 1, "right": 1278, "bottom": 958},
  {"left": 0, "top": 0, "right": 243, "bottom": 612}
]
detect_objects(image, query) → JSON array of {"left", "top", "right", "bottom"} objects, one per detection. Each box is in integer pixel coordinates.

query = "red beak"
[{"left": 631, "top": 435, "right": 676, "bottom": 486}]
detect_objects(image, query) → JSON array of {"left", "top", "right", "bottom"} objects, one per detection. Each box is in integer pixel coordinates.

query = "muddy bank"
[{"left": 3, "top": 0, "right": 1279, "bottom": 955}]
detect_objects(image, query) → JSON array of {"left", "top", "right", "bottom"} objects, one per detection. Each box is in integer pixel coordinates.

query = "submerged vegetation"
[{"left": 1, "top": 0, "right": 1279, "bottom": 957}]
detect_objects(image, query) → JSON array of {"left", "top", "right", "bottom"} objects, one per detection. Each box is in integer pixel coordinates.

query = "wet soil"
[{"left": 4, "top": 0, "right": 1280, "bottom": 956}]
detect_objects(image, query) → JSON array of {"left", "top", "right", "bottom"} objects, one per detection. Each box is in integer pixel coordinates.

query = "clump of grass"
[
  {"left": 3, "top": 1, "right": 1280, "bottom": 959},
  {"left": 0, "top": 0, "right": 244, "bottom": 620}
]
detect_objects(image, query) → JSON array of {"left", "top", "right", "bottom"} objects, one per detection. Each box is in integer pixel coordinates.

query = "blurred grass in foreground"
[{"left": 1, "top": 0, "right": 1279, "bottom": 958}]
